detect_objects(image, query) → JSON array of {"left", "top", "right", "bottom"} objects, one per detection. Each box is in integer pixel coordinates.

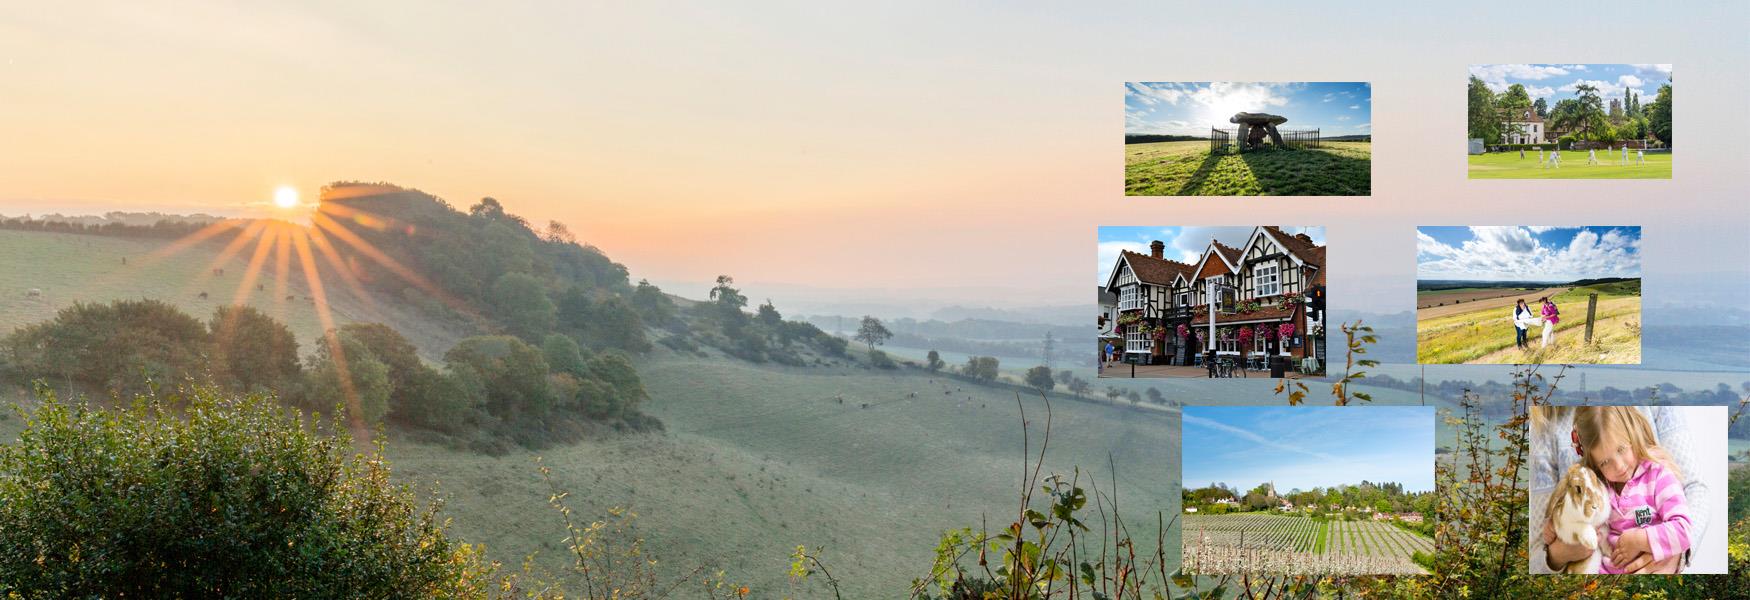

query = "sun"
[{"left": 273, "top": 186, "right": 300, "bottom": 209}]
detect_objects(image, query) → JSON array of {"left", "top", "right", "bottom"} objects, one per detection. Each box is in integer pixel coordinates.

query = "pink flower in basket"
[{"left": 1278, "top": 323, "right": 1296, "bottom": 339}]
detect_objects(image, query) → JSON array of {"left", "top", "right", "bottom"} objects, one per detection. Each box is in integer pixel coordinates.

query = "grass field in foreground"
[
  {"left": 1417, "top": 283, "right": 1641, "bottom": 364},
  {"left": 1126, "top": 141, "right": 1370, "bottom": 195},
  {"left": 385, "top": 354, "right": 1180, "bottom": 597},
  {"left": 1467, "top": 149, "right": 1671, "bottom": 179}
]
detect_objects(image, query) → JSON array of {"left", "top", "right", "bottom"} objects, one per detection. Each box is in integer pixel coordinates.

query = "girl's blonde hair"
[{"left": 1572, "top": 406, "right": 1681, "bottom": 481}]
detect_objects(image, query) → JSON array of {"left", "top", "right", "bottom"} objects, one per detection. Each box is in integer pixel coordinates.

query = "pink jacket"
[
  {"left": 1600, "top": 460, "right": 1691, "bottom": 573},
  {"left": 1542, "top": 302, "right": 1560, "bottom": 324}
]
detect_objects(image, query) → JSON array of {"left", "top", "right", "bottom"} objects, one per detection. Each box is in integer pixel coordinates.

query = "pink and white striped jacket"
[{"left": 1600, "top": 460, "right": 1691, "bottom": 573}]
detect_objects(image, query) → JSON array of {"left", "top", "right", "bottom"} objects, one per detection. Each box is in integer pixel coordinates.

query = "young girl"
[
  {"left": 1540, "top": 297, "right": 1561, "bottom": 348},
  {"left": 1572, "top": 407, "right": 1692, "bottom": 574}
]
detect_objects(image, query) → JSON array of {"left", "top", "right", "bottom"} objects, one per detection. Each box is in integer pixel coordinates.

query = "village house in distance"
[{"left": 1098, "top": 226, "right": 1326, "bottom": 378}]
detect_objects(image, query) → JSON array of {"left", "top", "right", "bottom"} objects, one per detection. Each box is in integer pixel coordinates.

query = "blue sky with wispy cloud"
[
  {"left": 1417, "top": 226, "right": 1641, "bottom": 282},
  {"left": 1469, "top": 64, "right": 1671, "bottom": 105},
  {"left": 1097, "top": 226, "right": 1324, "bottom": 284},
  {"left": 1182, "top": 406, "right": 1435, "bottom": 494},
  {"left": 1125, "top": 82, "right": 1371, "bottom": 137}
]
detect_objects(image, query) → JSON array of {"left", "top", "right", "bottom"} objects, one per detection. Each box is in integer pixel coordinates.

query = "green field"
[
  {"left": 1467, "top": 149, "right": 1671, "bottom": 179},
  {"left": 1417, "top": 282, "right": 1642, "bottom": 364},
  {"left": 1125, "top": 141, "right": 1371, "bottom": 196},
  {"left": 0, "top": 228, "right": 1180, "bottom": 597},
  {"left": 1182, "top": 513, "right": 1429, "bottom": 575}
]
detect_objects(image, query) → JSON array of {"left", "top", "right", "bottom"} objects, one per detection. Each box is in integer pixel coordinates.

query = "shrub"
[
  {"left": 303, "top": 335, "right": 393, "bottom": 427},
  {"left": 445, "top": 335, "right": 555, "bottom": 425},
  {"left": 4, "top": 299, "right": 211, "bottom": 397},
  {"left": 541, "top": 333, "right": 589, "bottom": 378},
  {"left": 868, "top": 349, "right": 897, "bottom": 369},
  {"left": 209, "top": 305, "right": 301, "bottom": 393},
  {"left": 0, "top": 384, "right": 492, "bottom": 597}
]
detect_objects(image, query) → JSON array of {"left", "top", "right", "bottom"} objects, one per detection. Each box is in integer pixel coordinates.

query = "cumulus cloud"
[
  {"left": 1470, "top": 64, "right": 1571, "bottom": 92},
  {"left": 1417, "top": 227, "right": 1640, "bottom": 281},
  {"left": 1557, "top": 74, "right": 1653, "bottom": 101},
  {"left": 1631, "top": 64, "right": 1673, "bottom": 75}
]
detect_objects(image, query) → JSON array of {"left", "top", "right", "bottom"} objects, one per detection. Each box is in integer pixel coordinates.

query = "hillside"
[
  {"left": 0, "top": 228, "right": 476, "bottom": 362},
  {"left": 0, "top": 205, "right": 1182, "bottom": 596}
]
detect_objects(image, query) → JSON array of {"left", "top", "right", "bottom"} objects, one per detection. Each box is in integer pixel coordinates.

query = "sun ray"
[
  {"left": 292, "top": 228, "right": 369, "bottom": 442},
  {"left": 309, "top": 211, "right": 475, "bottom": 317},
  {"left": 176, "top": 218, "right": 270, "bottom": 300},
  {"left": 140, "top": 219, "right": 243, "bottom": 264},
  {"left": 229, "top": 224, "right": 280, "bottom": 309},
  {"left": 272, "top": 221, "right": 294, "bottom": 319},
  {"left": 304, "top": 224, "right": 378, "bottom": 318}
]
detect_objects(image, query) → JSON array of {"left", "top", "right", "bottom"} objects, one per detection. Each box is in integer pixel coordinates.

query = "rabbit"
[{"left": 1545, "top": 462, "right": 1611, "bottom": 574}]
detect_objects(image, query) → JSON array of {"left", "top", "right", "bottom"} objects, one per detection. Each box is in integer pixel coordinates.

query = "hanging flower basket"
[
  {"left": 1176, "top": 323, "right": 1189, "bottom": 339},
  {"left": 1237, "top": 327, "right": 1254, "bottom": 347},
  {"left": 1278, "top": 323, "right": 1297, "bottom": 340}
]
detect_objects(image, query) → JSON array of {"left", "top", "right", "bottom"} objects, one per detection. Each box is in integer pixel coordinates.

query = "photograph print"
[
  {"left": 1181, "top": 406, "right": 1436, "bottom": 576},
  {"left": 1126, "top": 82, "right": 1371, "bottom": 195},
  {"left": 1416, "top": 226, "right": 1641, "bottom": 365},
  {"left": 1467, "top": 64, "right": 1672, "bottom": 179},
  {"left": 1530, "top": 406, "right": 1726, "bottom": 574},
  {"left": 1099, "top": 226, "right": 1326, "bottom": 379}
]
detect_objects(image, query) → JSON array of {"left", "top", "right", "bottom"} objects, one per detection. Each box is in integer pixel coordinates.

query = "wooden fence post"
[{"left": 1584, "top": 293, "right": 1597, "bottom": 342}]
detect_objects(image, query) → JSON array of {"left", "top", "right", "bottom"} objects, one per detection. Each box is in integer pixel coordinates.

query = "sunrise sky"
[{"left": 2, "top": 1, "right": 1745, "bottom": 314}]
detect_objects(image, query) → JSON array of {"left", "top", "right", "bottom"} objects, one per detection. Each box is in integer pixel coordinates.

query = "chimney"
[
  {"left": 1296, "top": 233, "right": 1313, "bottom": 244},
  {"left": 1149, "top": 240, "right": 1165, "bottom": 259}
]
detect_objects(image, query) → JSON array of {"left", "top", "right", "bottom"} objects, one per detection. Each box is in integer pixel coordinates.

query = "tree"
[
  {"left": 544, "top": 219, "right": 576, "bottom": 244},
  {"left": 631, "top": 279, "right": 676, "bottom": 325},
  {"left": 963, "top": 356, "right": 1000, "bottom": 382},
  {"left": 581, "top": 351, "right": 648, "bottom": 420},
  {"left": 1532, "top": 97, "right": 1548, "bottom": 118},
  {"left": 444, "top": 335, "right": 555, "bottom": 424},
  {"left": 1066, "top": 377, "right": 1090, "bottom": 398},
  {"left": 756, "top": 299, "right": 783, "bottom": 328},
  {"left": 0, "top": 385, "right": 490, "bottom": 596},
  {"left": 854, "top": 315, "right": 892, "bottom": 350},
  {"left": 542, "top": 333, "right": 589, "bottom": 377},
  {"left": 1023, "top": 366, "right": 1055, "bottom": 394},
  {"left": 468, "top": 196, "right": 507, "bottom": 220},
  {"left": 209, "top": 305, "right": 300, "bottom": 393},
  {"left": 1466, "top": 75, "right": 1500, "bottom": 142},
  {"left": 926, "top": 350, "right": 945, "bottom": 372},
  {"left": 1570, "top": 83, "right": 1611, "bottom": 142},
  {"left": 1146, "top": 387, "right": 1164, "bottom": 405},
  {"left": 588, "top": 296, "right": 650, "bottom": 353},
  {"left": 1645, "top": 83, "right": 1673, "bottom": 146},
  {"left": 331, "top": 323, "right": 423, "bottom": 395},
  {"left": 491, "top": 272, "right": 557, "bottom": 341},
  {"left": 1496, "top": 84, "right": 1533, "bottom": 143},
  {"left": 708, "top": 275, "right": 747, "bottom": 312}
]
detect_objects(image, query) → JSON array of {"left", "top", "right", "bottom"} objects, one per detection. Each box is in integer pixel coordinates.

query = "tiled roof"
[{"left": 1119, "top": 250, "right": 1196, "bottom": 285}]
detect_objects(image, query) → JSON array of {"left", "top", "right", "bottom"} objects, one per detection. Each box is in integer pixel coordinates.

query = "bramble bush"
[{"left": 0, "top": 384, "right": 500, "bottom": 598}]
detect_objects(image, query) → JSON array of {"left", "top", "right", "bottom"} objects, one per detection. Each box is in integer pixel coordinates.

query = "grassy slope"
[
  {"left": 1125, "top": 141, "right": 1370, "bottom": 196},
  {"left": 1467, "top": 150, "right": 1671, "bottom": 179},
  {"left": 0, "top": 229, "right": 474, "bottom": 362},
  {"left": 384, "top": 353, "right": 1179, "bottom": 597},
  {"left": 0, "top": 228, "right": 1181, "bottom": 596},
  {"left": 1417, "top": 283, "right": 1641, "bottom": 364}
]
